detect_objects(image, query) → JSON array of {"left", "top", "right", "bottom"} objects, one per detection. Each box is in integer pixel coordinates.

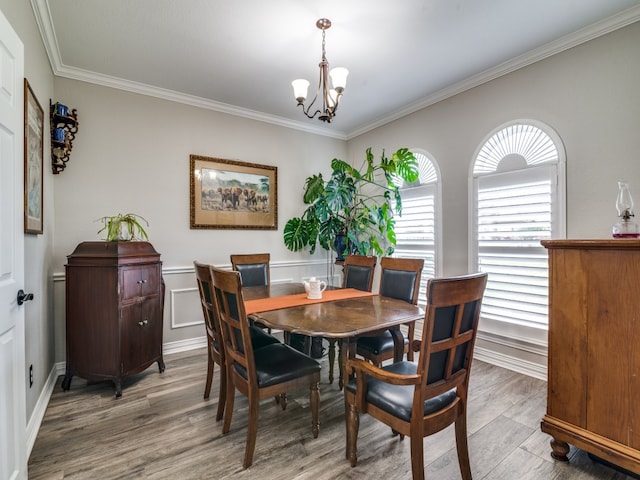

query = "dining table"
[{"left": 243, "top": 283, "right": 424, "bottom": 388}]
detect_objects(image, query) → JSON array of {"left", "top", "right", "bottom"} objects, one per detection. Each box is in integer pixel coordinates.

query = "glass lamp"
[{"left": 612, "top": 181, "right": 640, "bottom": 238}]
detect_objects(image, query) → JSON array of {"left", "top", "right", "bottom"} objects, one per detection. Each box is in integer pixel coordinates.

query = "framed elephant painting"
[{"left": 190, "top": 155, "right": 277, "bottom": 230}]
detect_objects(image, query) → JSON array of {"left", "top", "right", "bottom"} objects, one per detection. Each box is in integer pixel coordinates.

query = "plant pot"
[{"left": 334, "top": 234, "right": 348, "bottom": 261}]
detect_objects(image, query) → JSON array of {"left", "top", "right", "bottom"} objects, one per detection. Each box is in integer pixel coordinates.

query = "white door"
[{"left": 0, "top": 9, "right": 27, "bottom": 480}]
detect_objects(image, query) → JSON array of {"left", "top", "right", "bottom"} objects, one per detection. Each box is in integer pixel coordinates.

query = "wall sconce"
[{"left": 50, "top": 101, "right": 78, "bottom": 174}]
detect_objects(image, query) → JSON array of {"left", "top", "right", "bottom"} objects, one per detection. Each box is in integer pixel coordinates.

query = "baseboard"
[
  {"left": 474, "top": 345, "right": 547, "bottom": 381},
  {"left": 163, "top": 336, "right": 207, "bottom": 355},
  {"left": 26, "top": 361, "right": 65, "bottom": 458}
]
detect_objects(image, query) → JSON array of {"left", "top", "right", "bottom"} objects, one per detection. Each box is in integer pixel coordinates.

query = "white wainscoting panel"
[{"left": 170, "top": 287, "right": 203, "bottom": 329}]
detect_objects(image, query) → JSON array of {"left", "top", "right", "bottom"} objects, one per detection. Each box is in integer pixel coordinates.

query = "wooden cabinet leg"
[
  {"left": 550, "top": 437, "right": 570, "bottom": 462},
  {"left": 114, "top": 379, "right": 122, "bottom": 398},
  {"left": 157, "top": 357, "right": 165, "bottom": 373},
  {"left": 61, "top": 364, "right": 74, "bottom": 391}
]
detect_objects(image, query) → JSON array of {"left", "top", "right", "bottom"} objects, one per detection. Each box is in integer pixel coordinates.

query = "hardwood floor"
[{"left": 29, "top": 347, "right": 635, "bottom": 479}]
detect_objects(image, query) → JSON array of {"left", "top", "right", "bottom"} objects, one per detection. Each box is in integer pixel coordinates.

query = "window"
[
  {"left": 395, "top": 151, "right": 440, "bottom": 306},
  {"left": 471, "top": 122, "right": 565, "bottom": 332}
]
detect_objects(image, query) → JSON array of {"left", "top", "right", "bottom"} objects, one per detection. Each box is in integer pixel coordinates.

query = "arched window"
[
  {"left": 470, "top": 121, "right": 566, "bottom": 332},
  {"left": 395, "top": 150, "right": 441, "bottom": 305}
]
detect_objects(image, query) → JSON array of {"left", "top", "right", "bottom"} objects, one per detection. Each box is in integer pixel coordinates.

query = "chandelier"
[{"left": 291, "top": 18, "right": 348, "bottom": 123}]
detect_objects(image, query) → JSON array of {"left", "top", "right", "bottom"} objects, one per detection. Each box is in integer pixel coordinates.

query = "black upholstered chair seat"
[
  {"left": 249, "top": 325, "right": 280, "bottom": 349},
  {"left": 229, "top": 325, "right": 281, "bottom": 354},
  {"left": 234, "top": 343, "right": 321, "bottom": 388},
  {"left": 356, "top": 330, "right": 409, "bottom": 356},
  {"left": 346, "top": 361, "right": 457, "bottom": 422}
]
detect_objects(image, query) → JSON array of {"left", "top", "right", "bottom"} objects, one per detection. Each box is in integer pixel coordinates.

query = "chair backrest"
[
  {"left": 342, "top": 255, "right": 377, "bottom": 291},
  {"left": 193, "top": 261, "right": 223, "bottom": 360},
  {"left": 230, "top": 253, "right": 270, "bottom": 287},
  {"left": 379, "top": 257, "right": 425, "bottom": 305},
  {"left": 416, "top": 273, "right": 488, "bottom": 403},
  {"left": 210, "top": 266, "right": 257, "bottom": 387}
]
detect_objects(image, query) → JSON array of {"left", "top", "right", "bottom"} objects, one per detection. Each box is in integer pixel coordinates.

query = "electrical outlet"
[{"left": 29, "top": 365, "right": 33, "bottom": 388}]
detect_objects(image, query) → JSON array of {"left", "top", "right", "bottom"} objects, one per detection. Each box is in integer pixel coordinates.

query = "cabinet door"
[
  {"left": 586, "top": 249, "right": 639, "bottom": 446},
  {"left": 547, "top": 249, "right": 588, "bottom": 427},
  {"left": 120, "top": 298, "right": 161, "bottom": 375},
  {"left": 121, "top": 265, "right": 159, "bottom": 301}
]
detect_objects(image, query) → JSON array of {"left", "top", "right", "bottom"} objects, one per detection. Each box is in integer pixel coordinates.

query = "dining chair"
[
  {"left": 230, "top": 253, "right": 270, "bottom": 287},
  {"left": 193, "top": 261, "right": 279, "bottom": 419},
  {"left": 342, "top": 254, "right": 377, "bottom": 291},
  {"left": 356, "top": 257, "right": 424, "bottom": 366},
  {"left": 210, "top": 266, "right": 321, "bottom": 469},
  {"left": 327, "top": 254, "right": 378, "bottom": 384},
  {"left": 230, "top": 253, "right": 272, "bottom": 332},
  {"left": 344, "top": 272, "right": 488, "bottom": 480}
]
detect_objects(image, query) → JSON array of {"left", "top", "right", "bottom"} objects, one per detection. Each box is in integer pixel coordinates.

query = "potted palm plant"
[{"left": 283, "top": 147, "right": 419, "bottom": 258}]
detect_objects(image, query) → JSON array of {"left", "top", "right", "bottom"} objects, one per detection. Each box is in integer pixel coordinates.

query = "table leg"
[
  {"left": 339, "top": 338, "right": 355, "bottom": 390},
  {"left": 328, "top": 339, "right": 336, "bottom": 384},
  {"left": 388, "top": 326, "right": 405, "bottom": 363}
]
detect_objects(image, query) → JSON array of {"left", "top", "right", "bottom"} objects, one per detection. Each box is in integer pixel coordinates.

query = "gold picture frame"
[
  {"left": 190, "top": 155, "right": 277, "bottom": 230},
  {"left": 24, "top": 78, "right": 44, "bottom": 235}
]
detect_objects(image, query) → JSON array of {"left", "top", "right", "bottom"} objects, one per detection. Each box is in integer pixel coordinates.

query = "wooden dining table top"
[
  {"left": 243, "top": 283, "right": 424, "bottom": 339},
  {"left": 242, "top": 282, "right": 308, "bottom": 301}
]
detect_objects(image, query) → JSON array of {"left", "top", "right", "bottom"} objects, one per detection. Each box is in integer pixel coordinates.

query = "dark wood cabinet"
[
  {"left": 541, "top": 239, "right": 640, "bottom": 475},
  {"left": 62, "top": 241, "right": 165, "bottom": 397}
]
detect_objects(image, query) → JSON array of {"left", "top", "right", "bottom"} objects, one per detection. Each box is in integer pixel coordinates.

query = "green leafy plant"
[
  {"left": 283, "top": 147, "right": 419, "bottom": 257},
  {"left": 97, "top": 213, "right": 149, "bottom": 241}
]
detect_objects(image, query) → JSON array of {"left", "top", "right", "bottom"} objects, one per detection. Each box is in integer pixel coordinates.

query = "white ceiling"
[{"left": 32, "top": 0, "right": 640, "bottom": 139}]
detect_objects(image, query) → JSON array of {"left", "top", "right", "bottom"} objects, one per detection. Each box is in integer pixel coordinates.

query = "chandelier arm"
[{"left": 299, "top": 61, "right": 325, "bottom": 119}]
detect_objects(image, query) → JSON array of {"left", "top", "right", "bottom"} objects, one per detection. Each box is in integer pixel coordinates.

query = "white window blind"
[
  {"left": 395, "top": 183, "right": 436, "bottom": 304},
  {"left": 476, "top": 167, "right": 554, "bottom": 327},
  {"left": 395, "top": 152, "right": 439, "bottom": 306},
  {"left": 472, "top": 121, "right": 564, "bottom": 330}
]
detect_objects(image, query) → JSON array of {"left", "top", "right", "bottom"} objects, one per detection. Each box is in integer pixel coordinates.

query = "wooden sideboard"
[
  {"left": 62, "top": 241, "right": 165, "bottom": 397},
  {"left": 541, "top": 239, "right": 640, "bottom": 474}
]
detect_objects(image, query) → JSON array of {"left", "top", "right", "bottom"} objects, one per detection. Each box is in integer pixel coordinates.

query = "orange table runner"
[{"left": 244, "top": 288, "right": 376, "bottom": 315}]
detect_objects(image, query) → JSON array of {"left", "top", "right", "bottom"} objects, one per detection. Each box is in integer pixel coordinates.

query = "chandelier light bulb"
[
  {"left": 292, "top": 79, "right": 310, "bottom": 103},
  {"left": 329, "top": 67, "right": 349, "bottom": 92}
]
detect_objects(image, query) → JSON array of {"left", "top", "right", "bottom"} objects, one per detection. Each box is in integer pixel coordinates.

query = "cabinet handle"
[
  {"left": 138, "top": 319, "right": 148, "bottom": 326},
  {"left": 137, "top": 279, "right": 147, "bottom": 284}
]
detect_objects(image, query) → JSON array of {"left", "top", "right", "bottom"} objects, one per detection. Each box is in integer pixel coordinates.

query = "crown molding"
[
  {"left": 345, "top": 5, "right": 640, "bottom": 139},
  {"left": 31, "top": 0, "right": 639, "bottom": 142},
  {"left": 54, "top": 64, "right": 348, "bottom": 140}
]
